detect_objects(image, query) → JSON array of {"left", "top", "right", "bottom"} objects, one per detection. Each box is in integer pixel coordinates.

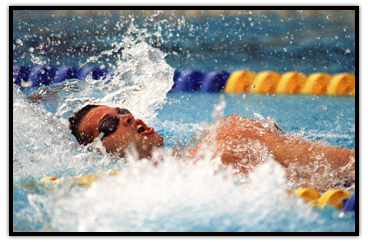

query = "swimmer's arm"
[
  {"left": 322, "top": 146, "right": 355, "bottom": 169},
  {"left": 262, "top": 132, "right": 355, "bottom": 169}
]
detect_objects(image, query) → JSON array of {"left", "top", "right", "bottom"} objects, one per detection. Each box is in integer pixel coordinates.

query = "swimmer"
[{"left": 69, "top": 104, "right": 355, "bottom": 189}]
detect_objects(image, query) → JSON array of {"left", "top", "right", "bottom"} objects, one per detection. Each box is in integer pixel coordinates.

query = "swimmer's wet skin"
[
  {"left": 187, "top": 114, "right": 354, "bottom": 170},
  {"left": 68, "top": 105, "right": 355, "bottom": 192}
]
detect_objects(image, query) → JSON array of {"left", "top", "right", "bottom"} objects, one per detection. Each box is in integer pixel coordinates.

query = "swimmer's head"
[{"left": 68, "top": 105, "right": 164, "bottom": 158}]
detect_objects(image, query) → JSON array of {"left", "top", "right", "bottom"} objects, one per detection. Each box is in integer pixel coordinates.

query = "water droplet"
[
  {"left": 16, "top": 39, "right": 23, "bottom": 46},
  {"left": 28, "top": 47, "right": 34, "bottom": 53},
  {"left": 322, "top": 106, "right": 327, "bottom": 110},
  {"left": 326, "top": 15, "right": 331, "bottom": 20},
  {"left": 252, "top": 85, "right": 256, "bottom": 89},
  {"left": 283, "top": 48, "right": 287, "bottom": 52},
  {"left": 245, "top": 107, "right": 249, "bottom": 111},
  {"left": 334, "top": 35, "right": 338, "bottom": 39}
]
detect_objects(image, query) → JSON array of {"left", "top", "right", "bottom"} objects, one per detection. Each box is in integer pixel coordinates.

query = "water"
[
  {"left": 12, "top": 10, "right": 356, "bottom": 232},
  {"left": 13, "top": 10, "right": 355, "bottom": 74}
]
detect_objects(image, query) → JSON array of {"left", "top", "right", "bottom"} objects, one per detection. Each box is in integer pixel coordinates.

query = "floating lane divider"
[
  {"left": 287, "top": 188, "right": 355, "bottom": 212},
  {"left": 38, "top": 174, "right": 357, "bottom": 213},
  {"left": 13, "top": 65, "right": 355, "bottom": 96}
]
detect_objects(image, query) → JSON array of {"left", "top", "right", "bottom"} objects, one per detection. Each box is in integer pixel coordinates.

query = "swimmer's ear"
[
  {"left": 68, "top": 104, "right": 100, "bottom": 145},
  {"left": 68, "top": 116, "right": 88, "bottom": 145}
]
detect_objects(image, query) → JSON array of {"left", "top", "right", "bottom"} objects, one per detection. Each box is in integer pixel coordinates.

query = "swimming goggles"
[{"left": 98, "top": 108, "right": 132, "bottom": 138}]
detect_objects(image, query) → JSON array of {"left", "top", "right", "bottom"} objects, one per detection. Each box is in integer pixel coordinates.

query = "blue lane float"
[
  {"left": 171, "top": 70, "right": 205, "bottom": 92},
  {"left": 26, "top": 66, "right": 56, "bottom": 87},
  {"left": 171, "top": 69, "right": 181, "bottom": 91},
  {"left": 343, "top": 194, "right": 355, "bottom": 213},
  {"left": 103, "top": 68, "right": 116, "bottom": 85},
  {"left": 13, "top": 65, "right": 108, "bottom": 87},
  {"left": 77, "top": 66, "right": 106, "bottom": 81},
  {"left": 200, "top": 71, "right": 230, "bottom": 93},
  {"left": 53, "top": 66, "right": 80, "bottom": 84},
  {"left": 13, "top": 65, "right": 30, "bottom": 86}
]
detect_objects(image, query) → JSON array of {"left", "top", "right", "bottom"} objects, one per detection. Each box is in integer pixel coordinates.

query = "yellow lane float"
[
  {"left": 276, "top": 72, "right": 307, "bottom": 94},
  {"left": 224, "top": 71, "right": 255, "bottom": 93},
  {"left": 318, "top": 189, "right": 352, "bottom": 209},
  {"left": 40, "top": 176, "right": 59, "bottom": 181},
  {"left": 301, "top": 73, "right": 332, "bottom": 95},
  {"left": 249, "top": 71, "right": 281, "bottom": 94},
  {"left": 326, "top": 73, "right": 355, "bottom": 96},
  {"left": 295, "top": 188, "right": 321, "bottom": 203},
  {"left": 38, "top": 169, "right": 121, "bottom": 188}
]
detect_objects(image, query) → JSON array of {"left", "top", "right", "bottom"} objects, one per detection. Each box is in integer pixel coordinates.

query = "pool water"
[
  {"left": 13, "top": 10, "right": 355, "bottom": 74},
  {"left": 12, "top": 76, "right": 356, "bottom": 233},
  {"left": 12, "top": 10, "right": 356, "bottom": 232}
]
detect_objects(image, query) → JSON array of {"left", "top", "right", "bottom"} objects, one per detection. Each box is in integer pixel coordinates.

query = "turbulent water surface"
[{"left": 12, "top": 10, "right": 355, "bottom": 232}]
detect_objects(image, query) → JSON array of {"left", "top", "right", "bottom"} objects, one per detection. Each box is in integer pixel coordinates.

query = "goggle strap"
[{"left": 94, "top": 132, "right": 105, "bottom": 143}]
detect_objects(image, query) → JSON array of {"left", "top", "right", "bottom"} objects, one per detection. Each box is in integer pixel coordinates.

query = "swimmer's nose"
[{"left": 121, "top": 113, "right": 134, "bottom": 126}]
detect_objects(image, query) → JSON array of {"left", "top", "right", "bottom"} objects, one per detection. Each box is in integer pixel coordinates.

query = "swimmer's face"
[{"left": 78, "top": 106, "right": 164, "bottom": 158}]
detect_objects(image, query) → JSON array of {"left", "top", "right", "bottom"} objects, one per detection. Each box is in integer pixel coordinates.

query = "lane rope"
[{"left": 13, "top": 65, "right": 355, "bottom": 95}]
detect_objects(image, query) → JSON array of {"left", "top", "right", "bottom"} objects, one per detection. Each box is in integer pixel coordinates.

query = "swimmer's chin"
[
  {"left": 153, "top": 133, "right": 164, "bottom": 148},
  {"left": 113, "top": 135, "right": 164, "bottom": 159}
]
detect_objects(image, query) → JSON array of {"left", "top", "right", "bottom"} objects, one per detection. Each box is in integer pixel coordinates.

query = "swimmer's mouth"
[{"left": 134, "top": 119, "right": 154, "bottom": 135}]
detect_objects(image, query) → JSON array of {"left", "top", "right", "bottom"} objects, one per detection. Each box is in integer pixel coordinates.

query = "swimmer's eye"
[
  {"left": 99, "top": 116, "right": 119, "bottom": 137},
  {"left": 118, "top": 108, "right": 131, "bottom": 115}
]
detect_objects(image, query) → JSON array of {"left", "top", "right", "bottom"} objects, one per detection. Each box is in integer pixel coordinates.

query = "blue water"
[
  {"left": 13, "top": 83, "right": 356, "bottom": 232},
  {"left": 13, "top": 10, "right": 355, "bottom": 74},
  {"left": 12, "top": 10, "right": 356, "bottom": 233}
]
